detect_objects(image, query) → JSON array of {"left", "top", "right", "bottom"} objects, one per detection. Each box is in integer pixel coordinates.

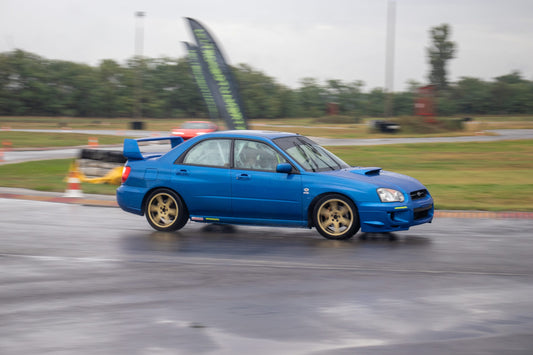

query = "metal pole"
[
  {"left": 134, "top": 11, "right": 145, "bottom": 119},
  {"left": 385, "top": 0, "right": 396, "bottom": 117}
]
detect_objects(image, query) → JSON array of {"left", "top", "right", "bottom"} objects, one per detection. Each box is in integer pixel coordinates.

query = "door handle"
[
  {"left": 176, "top": 169, "right": 189, "bottom": 176},
  {"left": 236, "top": 174, "right": 251, "bottom": 180}
]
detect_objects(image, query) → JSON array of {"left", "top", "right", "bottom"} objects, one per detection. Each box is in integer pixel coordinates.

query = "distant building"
[{"left": 415, "top": 85, "right": 436, "bottom": 119}]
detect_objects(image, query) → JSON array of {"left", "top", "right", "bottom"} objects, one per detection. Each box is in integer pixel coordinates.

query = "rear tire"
[
  {"left": 313, "top": 194, "right": 360, "bottom": 240},
  {"left": 145, "top": 189, "right": 188, "bottom": 231}
]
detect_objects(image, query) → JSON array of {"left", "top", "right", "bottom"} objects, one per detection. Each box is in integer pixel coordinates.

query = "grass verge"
[
  {"left": 0, "top": 140, "right": 531, "bottom": 211},
  {"left": 2, "top": 115, "right": 533, "bottom": 142},
  {"left": 327, "top": 140, "right": 533, "bottom": 211},
  {"left": 0, "top": 159, "right": 118, "bottom": 195},
  {"left": 0, "top": 131, "right": 126, "bottom": 149}
]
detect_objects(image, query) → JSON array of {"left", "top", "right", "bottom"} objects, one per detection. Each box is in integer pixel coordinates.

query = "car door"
[
  {"left": 172, "top": 138, "right": 231, "bottom": 217},
  {"left": 231, "top": 139, "right": 302, "bottom": 221}
]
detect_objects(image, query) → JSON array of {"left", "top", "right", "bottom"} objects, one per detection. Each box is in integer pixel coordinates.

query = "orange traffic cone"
[
  {"left": 2, "top": 141, "right": 12, "bottom": 151},
  {"left": 64, "top": 167, "right": 83, "bottom": 198},
  {"left": 88, "top": 137, "right": 99, "bottom": 147},
  {"left": 0, "top": 148, "right": 4, "bottom": 162}
]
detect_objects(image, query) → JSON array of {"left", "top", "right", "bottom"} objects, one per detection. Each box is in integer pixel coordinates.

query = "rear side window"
[{"left": 182, "top": 139, "right": 231, "bottom": 168}]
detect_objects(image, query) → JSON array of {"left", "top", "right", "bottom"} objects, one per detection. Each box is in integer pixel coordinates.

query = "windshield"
[
  {"left": 181, "top": 122, "right": 211, "bottom": 129},
  {"left": 274, "top": 136, "right": 350, "bottom": 172}
]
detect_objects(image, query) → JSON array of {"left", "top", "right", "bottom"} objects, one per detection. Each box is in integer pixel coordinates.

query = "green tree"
[
  {"left": 392, "top": 91, "right": 415, "bottom": 116},
  {"left": 3, "top": 50, "right": 50, "bottom": 115},
  {"left": 277, "top": 86, "right": 299, "bottom": 118},
  {"left": 5, "top": 49, "right": 533, "bottom": 119},
  {"left": 427, "top": 24, "right": 456, "bottom": 91},
  {"left": 143, "top": 58, "right": 177, "bottom": 118},
  {"left": 297, "top": 78, "right": 326, "bottom": 117},
  {"left": 233, "top": 63, "right": 283, "bottom": 119},
  {"left": 97, "top": 59, "right": 128, "bottom": 117},
  {"left": 364, "top": 88, "right": 386, "bottom": 117},
  {"left": 490, "top": 71, "right": 533, "bottom": 114},
  {"left": 453, "top": 77, "right": 491, "bottom": 114},
  {"left": 342, "top": 80, "right": 365, "bottom": 116},
  {"left": 171, "top": 58, "right": 206, "bottom": 118}
]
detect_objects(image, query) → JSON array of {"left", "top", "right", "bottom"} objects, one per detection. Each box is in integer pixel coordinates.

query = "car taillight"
[{"left": 121, "top": 166, "right": 131, "bottom": 184}]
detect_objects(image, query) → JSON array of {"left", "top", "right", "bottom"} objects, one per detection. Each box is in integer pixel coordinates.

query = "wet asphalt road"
[{"left": 1, "top": 199, "right": 533, "bottom": 354}]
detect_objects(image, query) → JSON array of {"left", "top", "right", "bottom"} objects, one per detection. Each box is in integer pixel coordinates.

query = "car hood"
[{"left": 326, "top": 167, "right": 426, "bottom": 193}]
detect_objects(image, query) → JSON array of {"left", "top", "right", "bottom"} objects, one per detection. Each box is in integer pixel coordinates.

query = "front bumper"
[{"left": 358, "top": 197, "right": 434, "bottom": 233}]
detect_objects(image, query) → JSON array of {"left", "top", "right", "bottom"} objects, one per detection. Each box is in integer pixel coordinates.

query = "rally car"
[{"left": 117, "top": 130, "right": 433, "bottom": 240}]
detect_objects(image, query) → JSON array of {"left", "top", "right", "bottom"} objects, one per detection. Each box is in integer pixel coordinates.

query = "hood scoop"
[{"left": 350, "top": 167, "right": 382, "bottom": 176}]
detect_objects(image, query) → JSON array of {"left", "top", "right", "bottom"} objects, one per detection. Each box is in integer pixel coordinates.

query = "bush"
[
  {"left": 313, "top": 115, "right": 360, "bottom": 124},
  {"left": 394, "top": 116, "right": 465, "bottom": 134}
]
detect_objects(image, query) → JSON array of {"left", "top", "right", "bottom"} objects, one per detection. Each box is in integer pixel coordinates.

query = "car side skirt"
[{"left": 189, "top": 215, "right": 309, "bottom": 228}]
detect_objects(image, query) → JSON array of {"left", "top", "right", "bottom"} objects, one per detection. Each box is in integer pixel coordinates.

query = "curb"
[
  {"left": 434, "top": 210, "right": 533, "bottom": 220},
  {"left": 1, "top": 191, "right": 532, "bottom": 219},
  {"left": 6, "top": 144, "right": 124, "bottom": 152},
  {"left": 0, "top": 192, "right": 117, "bottom": 208}
]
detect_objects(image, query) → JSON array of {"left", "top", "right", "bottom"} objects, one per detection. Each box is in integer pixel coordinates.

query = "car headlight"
[{"left": 377, "top": 188, "right": 405, "bottom": 203}]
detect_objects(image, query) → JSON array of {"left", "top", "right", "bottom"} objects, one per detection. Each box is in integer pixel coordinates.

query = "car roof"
[{"left": 203, "top": 130, "right": 299, "bottom": 140}]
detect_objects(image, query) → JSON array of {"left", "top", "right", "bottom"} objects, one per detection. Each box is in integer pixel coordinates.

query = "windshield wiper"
[
  {"left": 294, "top": 143, "right": 318, "bottom": 172},
  {"left": 296, "top": 138, "right": 337, "bottom": 171}
]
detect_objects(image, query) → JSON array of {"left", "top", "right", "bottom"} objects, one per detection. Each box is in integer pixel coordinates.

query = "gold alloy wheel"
[
  {"left": 316, "top": 198, "right": 354, "bottom": 237},
  {"left": 147, "top": 192, "right": 178, "bottom": 228}
]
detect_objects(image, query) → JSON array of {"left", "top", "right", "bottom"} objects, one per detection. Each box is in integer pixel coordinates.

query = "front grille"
[
  {"left": 414, "top": 205, "right": 432, "bottom": 220},
  {"left": 410, "top": 189, "right": 427, "bottom": 200}
]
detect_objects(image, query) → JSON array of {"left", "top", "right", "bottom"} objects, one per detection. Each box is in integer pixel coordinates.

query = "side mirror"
[{"left": 276, "top": 163, "right": 293, "bottom": 174}]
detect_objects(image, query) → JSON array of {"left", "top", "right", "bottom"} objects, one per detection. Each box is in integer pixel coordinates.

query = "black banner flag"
[
  {"left": 186, "top": 17, "right": 248, "bottom": 130},
  {"left": 183, "top": 42, "right": 219, "bottom": 120}
]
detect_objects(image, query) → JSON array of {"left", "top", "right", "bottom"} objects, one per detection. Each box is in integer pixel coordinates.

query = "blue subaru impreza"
[{"left": 117, "top": 130, "right": 433, "bottom": 240}]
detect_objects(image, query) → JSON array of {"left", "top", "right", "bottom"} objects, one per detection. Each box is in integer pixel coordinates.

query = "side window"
[
  {"left": 182, "top": 139, "right": 231, "bottom": 167},
  {"left": 234, "top": 140, "right": 288, "bottom": 172}
]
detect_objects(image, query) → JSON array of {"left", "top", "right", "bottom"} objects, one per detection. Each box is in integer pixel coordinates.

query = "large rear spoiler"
[{"left": 123, "top": 136, "right": 184, "bottom": 160}]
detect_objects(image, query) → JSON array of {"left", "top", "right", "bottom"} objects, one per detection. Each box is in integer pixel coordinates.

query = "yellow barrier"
[{"left": 67, "top": 161, "right": 122, "bottom": 186}]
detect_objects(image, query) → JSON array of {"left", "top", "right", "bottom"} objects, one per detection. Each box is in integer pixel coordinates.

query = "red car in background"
[{"left": 171, "top": 121, "right": 218, "bottom": 140}]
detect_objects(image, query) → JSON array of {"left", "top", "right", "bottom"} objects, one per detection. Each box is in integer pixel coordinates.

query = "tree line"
[{"left": 1, "top": 49, "right": 532, "bottom": 119}]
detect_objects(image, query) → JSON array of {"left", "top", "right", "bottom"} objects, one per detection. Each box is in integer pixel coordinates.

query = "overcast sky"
[{"left": 1, "top": 0, "right": 532, "bottom": 91}]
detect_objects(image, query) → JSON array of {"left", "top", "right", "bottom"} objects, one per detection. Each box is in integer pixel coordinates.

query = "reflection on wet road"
[{"left": 1, "top": 199, "right": 533, "bottom": 354}]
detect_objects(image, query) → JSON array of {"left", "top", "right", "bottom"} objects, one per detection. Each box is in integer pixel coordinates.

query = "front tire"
[
  {"left": 145, "top": 189, "right": 188, "bottom": 231},
  {"left": 313, "top": 194, "right": 360, "bottom": 240}
]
